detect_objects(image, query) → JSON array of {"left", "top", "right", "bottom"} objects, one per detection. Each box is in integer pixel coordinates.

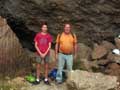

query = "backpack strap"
[
  {"left": 70, "top": 32, "right": 75, "bottom": 39},
  {"left": 58, "top": 33, "right": 62, "bottom": 43}
]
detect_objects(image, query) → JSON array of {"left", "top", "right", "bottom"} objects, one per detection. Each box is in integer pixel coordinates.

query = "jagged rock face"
[
  {"left": 0, "top": 0, "right": 120, "bottom": 48},
  {"left": 0, "top": 16, "right": 32, "bottom": 76}
]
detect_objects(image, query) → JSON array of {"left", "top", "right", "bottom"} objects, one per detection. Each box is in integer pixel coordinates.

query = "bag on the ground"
[
  {"left": 48, "top": 68, "right": 57, "bottom": 80},
  {"left": 48, "top": 68, "right": 67, "bottom": 81},
  {"left": 25, "top": 74, "right": 36, "bottom": 83}
]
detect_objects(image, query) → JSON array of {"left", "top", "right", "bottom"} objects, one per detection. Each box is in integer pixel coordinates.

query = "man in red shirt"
[{"left": 34, "top": 22, "right": 52, "bottom": 85}]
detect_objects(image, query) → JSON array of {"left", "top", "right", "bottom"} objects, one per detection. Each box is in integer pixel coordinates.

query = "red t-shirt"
[{"left": 34, "top": 32, "right": 52, "bottom": 54}]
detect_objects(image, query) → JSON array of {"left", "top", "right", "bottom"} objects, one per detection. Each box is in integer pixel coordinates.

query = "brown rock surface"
[
  {"left": 115, "top": 38, "right": 120, "bottom": 49},
  {"left": 0, "top": 16, "right": 32, "bottom": 76},
  {"left": 101, "top": 41, "right": 116, "bottom": 51},
  {"left": 92, "top": 44, "right": 108, "bottom": 59},
  {"left": 0, "top": 0, "right": 119, "bottom": 49},
  {"left": 67, "top": 70, "right": 118, "bottom": 90}
]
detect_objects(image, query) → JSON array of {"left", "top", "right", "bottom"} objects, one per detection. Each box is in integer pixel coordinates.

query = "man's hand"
[
  {"left": 74, "top": 42, "right": 77, "bottom": 61},
  {"left": 55, "top": 43, "right": 59, "bottom": 61},
  {"left": 74, "top": 54, "right": 77, "bottom": 61},
  {"left": 40, "top": 53, "right": 46, "bottom": 59}
]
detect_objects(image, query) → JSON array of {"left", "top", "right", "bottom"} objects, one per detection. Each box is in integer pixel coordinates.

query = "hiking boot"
[
  {"left": 44, "top": 79, "right": 51, "bottom": 85},
  {"left": 32, "top": 79, "right": 41, "bottom": 85},
  {"left": 56, "top": 80, "right": 63, "bottom": 85},
  {"left": 56, "top": 81, "right": 63, "bottom": 85}
]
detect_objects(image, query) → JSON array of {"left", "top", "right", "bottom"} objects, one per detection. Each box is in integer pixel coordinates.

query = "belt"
[{"left": 60, "top": 52, "right": 72, "bottom": 55}]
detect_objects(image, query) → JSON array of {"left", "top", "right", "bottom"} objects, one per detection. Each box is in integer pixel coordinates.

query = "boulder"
[
  {"left": 92, "top": 44, "right": 108, "bottom": 59},
  {"left": 0, "top": 16, "right": 32, "bottom": 76},
  {"left": 97, "top": 59, "right": 110, "bottom": 66},
  {"left": 107, "top": 52, "right": 120, "bottom": 64},
  {"left": 105, "top": 52, "right": 120, "bottom": 82},
  {"left": 105, "top": 63, "right": 120, "bottom": 82},
  {"left": 67, "top": 70, "right": 118, "bottom": 90},
  {"left": 115, "top": 38, "right": 120, "bottom": 49},
  {"left": 77, "top": 43, "right": 92, "bottom": 60},
  {"left": 101, "top": 40, "right": 116, "bottom": 51},
  {"left": 73, "top": 43, "right": 92, "bottom": 71}
]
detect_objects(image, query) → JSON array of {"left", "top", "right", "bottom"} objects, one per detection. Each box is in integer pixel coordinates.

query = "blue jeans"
[{"left": 56, "top": 53, "right": 73, "bottom": 82}]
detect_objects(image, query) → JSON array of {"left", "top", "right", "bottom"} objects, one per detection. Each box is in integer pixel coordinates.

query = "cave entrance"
[{"left": 6, "top": 16, "right": 36, "bottom": 52}]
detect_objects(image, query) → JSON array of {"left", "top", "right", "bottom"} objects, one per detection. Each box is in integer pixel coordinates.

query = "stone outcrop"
[
  {"left": 74, "top": 43, "right": 92, "bottom": 71},
  {"left": 67, "top": 70, "right": 118, "bottom": 90},
  {"left": 115, "top": 38, "right": 120, "bottom": 49},
  {"left": 0, "top": 16, "right": 32, "bottom": 76},
  {"left": 92, "top": 44, "right": 108, "bottom": 59},
  {"left": 76, "top": 40, "right": 120, "bottom": 82},
  {"left": 101, "top": 41, "right": 116, "bottom": 51}
]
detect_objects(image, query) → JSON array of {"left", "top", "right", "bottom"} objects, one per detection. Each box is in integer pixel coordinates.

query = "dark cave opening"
[
  {"left": 2, "top": 15, "right": 116, "bottom": 52},
  {"left": 6, "top": 16, "right": 36, "bottom": 52}
]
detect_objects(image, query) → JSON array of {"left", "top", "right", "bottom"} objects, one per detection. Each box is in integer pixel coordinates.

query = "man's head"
[
  {"left": 41, "top": 22, "right": 48, "bottom": 33},
  {"left": 64, "top": 23, "right": 71, "bottom": 34}
]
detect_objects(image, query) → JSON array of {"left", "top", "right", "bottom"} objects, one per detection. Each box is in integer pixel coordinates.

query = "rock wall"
[{"left": 0, "top": 0, "right": 120, "bottom": 49}]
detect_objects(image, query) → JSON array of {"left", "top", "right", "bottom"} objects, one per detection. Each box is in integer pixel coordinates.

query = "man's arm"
[
  {"left": 74, "top": 42, "right": 77, "bottom": 60},
  {"left": 73, "top": 34, "right": 77, "bottom": 60},
  {"left": 55, "top": 43, "right": 59, "bottom": 60}
]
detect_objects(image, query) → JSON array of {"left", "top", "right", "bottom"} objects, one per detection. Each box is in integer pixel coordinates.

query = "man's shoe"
[
  {"left": 32, "top": 80, "right": 40, "bottom": 85},
  {"left": 56, "top": 80, "right": 63, "bottom": 85},
  {"left": 44, "top": 79, "right": 51, "bottom": 85}
]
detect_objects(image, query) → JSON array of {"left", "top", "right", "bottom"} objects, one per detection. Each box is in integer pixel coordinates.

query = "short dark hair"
[{"left": 40, "top": 21, "right": 47, "bottom": 27}]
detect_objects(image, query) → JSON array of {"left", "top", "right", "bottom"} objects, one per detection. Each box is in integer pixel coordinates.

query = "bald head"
[{"left": 64, "top": 23, "right": 71, "bottom": 34}]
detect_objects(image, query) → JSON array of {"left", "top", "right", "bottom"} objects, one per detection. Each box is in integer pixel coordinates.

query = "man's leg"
[
  {"left": 56, "top": 53, "right": 65, "bottom": 83},
  {"left": 66, "top": 55, "right": 73, "bottom": 71},
  {"left": 44, "top": 55, "right": 50, "bottom": 85},
  {"left": 35, "top": 55, "right": 42, "bottom": 83},
  {"left": 44, "top": 63, "right": 49, "bottom": 79},
  {"left": 36, "top": 63, "right": 41, "bottom": 81}
]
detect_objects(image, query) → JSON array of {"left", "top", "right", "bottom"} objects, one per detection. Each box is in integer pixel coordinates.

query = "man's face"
[
  {"left": 64, "top": 24, "right": 71, "bottom": 34},
  {"left": 41, "top": 25, "right": 48, "bottom": 33}
]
